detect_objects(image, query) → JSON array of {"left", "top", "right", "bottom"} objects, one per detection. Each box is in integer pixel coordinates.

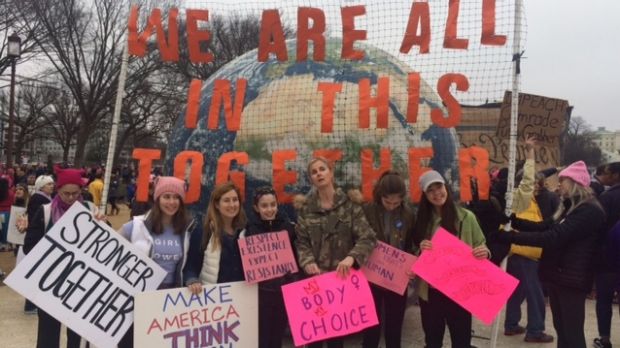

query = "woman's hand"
[
  {"left": 16, "top": 215, "right": 28, "bottom": 233},
  {"left": 304, "top": 263, "right": 321, "bottom": 276},
  {"left": 405, "top": 270, "right": 416, "bottom": 280},
  {"left": 420, "top": 239, "right": 433, "bottom": 251},
  {"left": 187, "top": 282, "right": 203, "bottom": 295},
  {"left": 472, "top": 245, "right": 490, "bottom": 260},
  {"left": 336, "top": 256, "right": 355, "bottom": 279}
]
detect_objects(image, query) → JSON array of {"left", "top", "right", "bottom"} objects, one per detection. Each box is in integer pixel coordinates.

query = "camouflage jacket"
[{"left": 295, "top": 188, "right": 377, "bottom": 272}]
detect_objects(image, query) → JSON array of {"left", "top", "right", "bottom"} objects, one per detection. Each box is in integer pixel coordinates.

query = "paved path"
[{"left": 1, "top": 205, "right": 618, "bottom": 347}]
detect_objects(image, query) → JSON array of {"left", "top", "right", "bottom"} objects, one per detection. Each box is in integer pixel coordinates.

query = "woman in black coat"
[{"left": 499, "top": 161, "right": 605, "bottom": 348}]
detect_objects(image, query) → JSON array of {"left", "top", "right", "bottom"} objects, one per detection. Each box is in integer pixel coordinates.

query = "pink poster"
[
  {"left": 282, "top": 270, "right": 378, "bottom": 346},
  {"left": 411, "top": 227, "right": 519, "bottom": 325},
  {"left": 238, "top": 230, "right": 299, "bottom": 284},
  {"left": 361, "top": 241, "right": 417, "bottom": 295}
]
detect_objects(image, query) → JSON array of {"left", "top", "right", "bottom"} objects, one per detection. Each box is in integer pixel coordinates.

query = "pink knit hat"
[
  {"left": 56, "top": 168, "right": 85, "bottom": 189},
  {"left": 558, "top": 161, "right": 590, "bottom": 187},
  {"left": 153, "top": 176, "right": 186, "bottom": 202}
]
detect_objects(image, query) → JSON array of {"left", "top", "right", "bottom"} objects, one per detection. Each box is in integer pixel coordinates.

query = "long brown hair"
[
  {"left": 144, "top": 195, "right": 190, "bottom": 235},
  {"left": 372, "top": 170, "right": 406, "bottom": 204},
  {"left": 412, "top": 183, "right": 458, "bottom": 246},
  {"left": 202, "top": 182, "right": 247, "bottom": 251}
]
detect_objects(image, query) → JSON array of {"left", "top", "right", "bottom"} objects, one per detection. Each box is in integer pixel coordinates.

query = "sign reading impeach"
[{"left": 5, "top": 203, "right": 167, "bottom": 347}]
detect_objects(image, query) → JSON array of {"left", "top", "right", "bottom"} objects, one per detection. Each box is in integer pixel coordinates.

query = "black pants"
[
  {"left": 258, "top": 288, "right": 288, "bottom": 348},
  {"left": 362, "top": 285, "right": 408, "bottom": 348},
  {"left": 307, "top": 337, "right": 344, "bottom": 348},
  {"left": 419, "top": 288, "right": 471, "bottom": 348},
  {"left": 37, "top": 309, "right": 81, "bottom": 348},
  {"left": 547, "top": 282, "right": 587, "bottom": 348}
]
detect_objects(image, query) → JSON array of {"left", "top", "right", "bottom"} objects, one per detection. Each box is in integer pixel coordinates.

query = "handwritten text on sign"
[
  {"left": 411, "top": 227, "right": 519, "bottom": 325},
  {"left": 134, "top": 281, "right": 258, "bottom": 347},
  {"left": 282, "top": 270, "right": 378, "bottom": 346},
  {"left": 361, "top": 241, "right": 417, "bottom": 295},
  {"left": 238, "top": 230, "right": 298, "bottom": 284},
  {"left": 4, "top": 203, "right": 167, "bottom": 347}
]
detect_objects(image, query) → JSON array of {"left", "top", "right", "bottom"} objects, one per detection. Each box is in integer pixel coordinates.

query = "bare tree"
[
  {"left": 0, "top": 0, "right": 45, "bottom": 75},
  {"left": 42, "top": 89, "right": 80, "bottom": 163},
  {"left": 562, "top": 116, "right": 602, "bottom": 166}
]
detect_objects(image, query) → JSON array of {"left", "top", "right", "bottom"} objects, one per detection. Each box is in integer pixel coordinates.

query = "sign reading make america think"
[{"left": 5, "top": 203, "right": 167, "bottom": 347}]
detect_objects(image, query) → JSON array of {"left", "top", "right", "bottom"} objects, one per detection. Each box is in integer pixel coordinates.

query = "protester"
[
  {"left": 88, "top": 171, "right": 104, "bottom": 206},
  {"left": 185, "top": 181, "right": 247, "bottom": 291},
  {"left": 498, "top": 160, "right": 605, "bottom": 348},
  {"left": 294, "top": 157, "right": 376, "bottom": 348},
  {"left": 591, "top": 164, "right": 610, "bottom": 197},
  {"left": 244, "top": 186, "right": 297, "bottom": 348},
  {"left": 0, "top": 176, "right": 15, "bottom": 251},
  {"left": 23, "top": 168, "right": 98, "bottom": 348},
  {"left": 412, "top": 170, "right": 489, "bottom": 348},
  {"left": 117, "top": 176, "right": 197, "bottom": 348},
  {"left": 360, "top": 170, "right": 415, "bottom": 348},
  {"left": 593, "top": 162, "right": 620, "bottom": 348}
]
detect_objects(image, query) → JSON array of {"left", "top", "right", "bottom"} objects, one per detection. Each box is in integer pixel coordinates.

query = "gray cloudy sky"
[{"left": 522, "top": 0, "right": 620, "bottom": 131}]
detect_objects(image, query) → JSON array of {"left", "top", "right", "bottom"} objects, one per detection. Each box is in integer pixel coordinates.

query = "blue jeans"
[
  {"left": 595, "top": 272, "right": 619, "bottom": 337},
  {"left": 504, "top": 254, "right": 546, "bottom": 337}
]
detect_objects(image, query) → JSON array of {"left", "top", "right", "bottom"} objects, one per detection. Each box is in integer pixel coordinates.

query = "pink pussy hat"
[{"left": 558, "top": 161, "right": 590, "bottom": 187}]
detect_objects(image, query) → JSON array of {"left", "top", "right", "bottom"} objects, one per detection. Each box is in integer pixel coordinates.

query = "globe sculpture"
[{"left": 166, "top": 39, "right": 460, "bottom": 216}]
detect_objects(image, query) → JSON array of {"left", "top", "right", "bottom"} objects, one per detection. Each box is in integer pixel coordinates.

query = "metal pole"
[
  {"left": 100, "top": 40, "right": 129, "bottom": 213},
  {"left": 7, "top": 59, "right": 16, "bottom": 168},
  {"left": 489, "top": 0, "right": 523, "bottom": 347}
]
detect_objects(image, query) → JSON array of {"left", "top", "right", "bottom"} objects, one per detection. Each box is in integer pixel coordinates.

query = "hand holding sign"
[{"left": 282, "top": 270, "right": 378, "bottom": 346}]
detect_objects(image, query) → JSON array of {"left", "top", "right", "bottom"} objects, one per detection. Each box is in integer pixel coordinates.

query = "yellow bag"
[{"left": 510, "top": 197, "right": 543, "bottom": 260}]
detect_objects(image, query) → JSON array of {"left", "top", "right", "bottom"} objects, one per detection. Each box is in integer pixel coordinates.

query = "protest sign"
[
  {"left": 282, "top": 270, "right": 378, "bottom": 346},
  {"left": 361, "top": 241, "right": 417, "bottom": 295},
  {"left": 4, "top": 203, "right": 167, "bottom": 347},
  {"left": 411, "top": 227, "right": 519, "bottom": 325},
  {"left": 6, "top": 205, "right": 27, "bottom": 245},
  {"left": 134, "top": 281, "right": 258, "bottom": 347},
  {"left": 238, "top": 230, "right": 298, "bottom": 284}
]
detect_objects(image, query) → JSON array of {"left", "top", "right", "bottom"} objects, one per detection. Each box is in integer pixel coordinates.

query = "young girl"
[
  {"left": 118, "top": 176, "right": 196, "bottom": 348},
  {"left": 361, "top": 171, "right": 415, "bottom": 348},
  {"left": 413, "top": 170, "right": 489, "bottom": 348},
  {"left": 185, "top": 181, "right": 247, "bottom": 292},
  {"left": 246, "top": 186, "right": 297, "bottom": 348}
]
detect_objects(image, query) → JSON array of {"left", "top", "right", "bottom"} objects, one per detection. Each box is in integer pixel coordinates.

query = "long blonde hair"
[
  {"left": 202, "top": 182, "right": 247, "bottom": 251},
  {"left": 552, "top": 178, "right": 601, "bottom": 221}
]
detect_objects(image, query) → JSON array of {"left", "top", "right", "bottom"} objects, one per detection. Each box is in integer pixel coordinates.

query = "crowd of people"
[{"left": 1, "top": 146, "right": 619, "bottom": 348}]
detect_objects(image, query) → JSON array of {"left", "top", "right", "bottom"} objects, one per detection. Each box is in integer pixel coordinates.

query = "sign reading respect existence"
[
  {"left": 361, "top": 241, "right": 417, "bottom": 295},
  {"left": 411, "top": 227, "right": 519, "bottom": 325},
  {"left": 134, "top": 282, "right": 258, "bottom": 347},
  {"left": 238, "top": 230, "right": 298, "bottom": 284},
  {"left": 282, "top": 270, "right": 378, "bottom": 346},
  {"left": 5, "top": 203, "right": 167, "bottom": 347}
]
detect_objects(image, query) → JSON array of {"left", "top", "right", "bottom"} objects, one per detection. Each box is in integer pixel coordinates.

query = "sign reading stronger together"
[{"left": 282, "top": 270, "right": 378, "bottom": 346}]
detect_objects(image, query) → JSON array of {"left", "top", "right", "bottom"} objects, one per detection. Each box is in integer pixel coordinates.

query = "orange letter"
[
  {"left": 133, "top": 148, "right": 161, "bottom": 202},
  {"left": 173, "top": 151, "right": 203, "bottom": 204},
  {"left": 185, "top": 79, "right": 202, "bottom": 129},
  {"left": 207, "top": 79, "right": 247, "bottom": 131},
  {"left": 272, "top": 150, "right": 298, "bottom": 204},
  {"left": 359, "top": 77, "right": 390, "bottom": 129},
  {"left": 408, "top": 147, "right": 433, "bottom": 202},
  {"left": 400, "top": 2, "right": 431, "bottom": 54},
  {"left": 317, "top": 82, "right": 343, "bottom": 133},
  {"left": 186, "top": 9, "right": 214, "bottom": 63},
  {"left": 216, "top": 152, "right": 249, "bottom": 200},
  {"left": 481, "top": 0, "right": 506, "bottom": 46},
  {"left": 258, "top": 10, "right": 288, "bottom": 62},
  {"left": 341, "top": 6, "right": 367, "bottom": 60},
  {"left": 297, "top": 7, "right": 326, "bottom": 62},
  {"left": 431, "top": 73, "right": 469, "bottom": 128},
  {"left": 443, "top": 0, "right": 469, "bottom": 49},
  {"left": 361, "top": 148, "right": 392, "bottom": 202},
  {"left": 127, "top": 6, "right": 179, "bottom": 61},
  {"left": 459, "top": 146, "right": 490, "bottom": 201},
  {"left": 407, "top": 72, "right": 420, "bottom": 123}
]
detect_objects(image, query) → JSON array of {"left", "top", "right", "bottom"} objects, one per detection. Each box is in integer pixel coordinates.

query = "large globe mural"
[{"left": 166, "top": 39, "right": 460, "bottom": 217}]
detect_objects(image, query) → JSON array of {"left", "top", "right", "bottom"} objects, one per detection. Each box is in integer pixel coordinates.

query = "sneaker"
[
  {"left": 504, "top": 326, "right": 526, "bottom": 336},
  {"left": 594, "top": 338, "right": 612, "bottom": 348},
  {"left": 525, "top": 333, "right": 554, "bottom": 343}
]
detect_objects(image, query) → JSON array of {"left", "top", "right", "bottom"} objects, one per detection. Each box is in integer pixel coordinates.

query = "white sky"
[{"left": 522, "top": 0, "right": 620, "bottom": 131}]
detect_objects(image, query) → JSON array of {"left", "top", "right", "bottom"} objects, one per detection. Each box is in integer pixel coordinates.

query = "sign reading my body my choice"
[
  {"left": 282, "top": 270, "right": 378, "bottom": 346},
  {"left": 4, "top": 203, "right": 167, "bottom": 347}
]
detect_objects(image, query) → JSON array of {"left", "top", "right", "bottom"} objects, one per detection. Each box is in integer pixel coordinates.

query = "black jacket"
[
  {"left": 246, "top": 210, "right": 298, "bottom": 291},
  {"left": 26, "top": 193, "right": 51, "bottom": 226},
  {"left": 507, "top": 199, "right": 605, "bottom": 292},
  {"left": 597, "top": 184, "right": 620, "bottom": 272}
]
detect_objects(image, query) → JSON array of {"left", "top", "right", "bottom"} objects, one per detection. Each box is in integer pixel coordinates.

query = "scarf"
[{"left": 50, "top": 194, "right": 83, "bottom": 224}]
